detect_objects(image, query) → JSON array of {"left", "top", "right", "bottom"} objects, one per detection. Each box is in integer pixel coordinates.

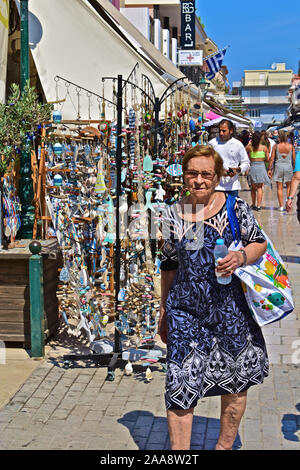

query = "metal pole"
[
  {"left": 19, "top": 0, "right": 34, "bottom": 239},
  {"left": 20, "top": 0, "right": 29, "bottom": 92},
  {"left": 200, "top": 91, "right": 204, "bottom": 145},
  {"left": 29, "top": 241, "right": 45, "bottom": 358},
  {"left": 154, "top": 97, "right": 160, "bottom": 158},
  {"left": 0, "top": 184, "right": 2, "bottom": 250},
  {"left": 114, "top": 75, "right": 123, "bottom": 355}
]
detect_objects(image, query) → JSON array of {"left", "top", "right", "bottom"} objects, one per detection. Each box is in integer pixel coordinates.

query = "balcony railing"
[{"left": 242, "top": 96, "right": 289, "bottom": 105}]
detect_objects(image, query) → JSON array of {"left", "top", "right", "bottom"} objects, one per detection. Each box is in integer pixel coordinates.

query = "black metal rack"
[{"left": 61, "top": 71, "right": 191, "bottom": 379}]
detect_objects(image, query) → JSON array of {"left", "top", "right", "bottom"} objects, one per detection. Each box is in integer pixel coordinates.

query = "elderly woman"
[{"left": 158, "top": 145, "right": 269, "bottom": 451}]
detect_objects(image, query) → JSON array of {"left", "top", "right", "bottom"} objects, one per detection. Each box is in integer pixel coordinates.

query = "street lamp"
[
  {"left": 19, "top": 0, "right": 35, "bottom": 239},
  {"left": 199, "top": 76, "right": 210, "bottom": 94}
]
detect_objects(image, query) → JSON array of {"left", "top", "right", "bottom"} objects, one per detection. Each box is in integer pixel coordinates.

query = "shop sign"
[
  {"left": 181, "top": 1, "right": 195, "bottom": 50},
  {"left": 178, "top": 50, "right": 203, "bottom": 66}
]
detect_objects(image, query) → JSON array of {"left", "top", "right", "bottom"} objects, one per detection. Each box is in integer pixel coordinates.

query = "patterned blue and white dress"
[{"left": 160, "top": 196, "right": 269, "bottom": 410}]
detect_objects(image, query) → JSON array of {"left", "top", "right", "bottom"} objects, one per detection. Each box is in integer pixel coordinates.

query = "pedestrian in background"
[
  {"left": 285, "top": 170, "right": 300, "bottom": 223},
  {"left": 266, "top": 130, "right": 276, "bottom": 155},
  {"left": 246, "top": 131, "right": 271, "bottom": 211},
  {"left": 268, "top": 131, "right": 295, "bottom": 211},
  {"left": 209, "top": 119, "right": 250, "bottom": 197},
  {"left": 238, "top": 129, "right": 251, "bottom": 148}
]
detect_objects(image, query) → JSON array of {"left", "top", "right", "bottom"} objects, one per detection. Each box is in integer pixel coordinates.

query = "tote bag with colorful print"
[{"left": 226, "top": 195, "right": 295, "bottom": 327}]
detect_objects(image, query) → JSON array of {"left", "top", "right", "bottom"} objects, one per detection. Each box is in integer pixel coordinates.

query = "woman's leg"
[
  {"left": 215, "top": 391, "right": 247, "bottom": 450},
  {"left": 256, "top": 184, "right": 263, "bottom": 208},
  {"left": 251, "top": 184, "right": 257, "bottom": 207},
  {"left": 286, "top": 181, "right": 291, "bottom": 198},
  {"left": 167, "top": 408, "right": 194, "bottom": 450},
  {"left": 277, "top": 182, "right": 283, "bottom": 207}
]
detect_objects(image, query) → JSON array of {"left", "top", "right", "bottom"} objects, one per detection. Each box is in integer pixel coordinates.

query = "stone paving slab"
[{"left": 0, "top": 356, "right": 299, "bottom": 450}]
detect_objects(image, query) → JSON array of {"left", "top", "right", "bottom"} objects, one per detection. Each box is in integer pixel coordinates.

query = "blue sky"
[{"left": 196, "top": 0, "right": 300, "bottom": 86}]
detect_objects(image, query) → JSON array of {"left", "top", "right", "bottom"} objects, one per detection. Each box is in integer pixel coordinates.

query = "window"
[
  {"left": 259, "top": 73, "right": 265, "bottom": 84},
  {"left": 249, "top": 109, "right": 261, "bottom": 118},
  {"left": 260, "top": 90, "right": 269, "bottom": 104}
]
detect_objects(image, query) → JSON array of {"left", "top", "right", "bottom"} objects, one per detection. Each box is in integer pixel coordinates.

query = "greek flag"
[{"left": 204, "top": 48, "right": 228, "bottom": 81}]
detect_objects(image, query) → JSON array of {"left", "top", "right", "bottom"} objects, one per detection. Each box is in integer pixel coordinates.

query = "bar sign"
[{"left": 181, "top": 1, "right": 195, "bottom": 50}]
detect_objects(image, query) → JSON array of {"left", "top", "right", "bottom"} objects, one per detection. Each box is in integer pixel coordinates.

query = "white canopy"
[{"left": 20, "top": 0, "right": 170, "bottom": 120}]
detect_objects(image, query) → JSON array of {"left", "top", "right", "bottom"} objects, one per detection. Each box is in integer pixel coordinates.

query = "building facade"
[
  {"left": 288, "top": 74, "right": 300, "bottom": 123},
  {"left": 118, "top": 1, "right": 227, "bottom": 91},
  {"left": 241, "top": 63, "right": 293, "bottom": 129}
]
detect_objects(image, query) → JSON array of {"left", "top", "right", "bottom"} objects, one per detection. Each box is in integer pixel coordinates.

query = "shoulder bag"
[{"left": 226, "top": 194, "right": 295, "bottom": 326}]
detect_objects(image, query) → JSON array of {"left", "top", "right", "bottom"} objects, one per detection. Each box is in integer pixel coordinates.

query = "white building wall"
[
  {"left": 171, "top": 37, "right": 177, "bottom": 65},
  {"left": 162, "top": 29, "right": 170, "bottom": 59},
  {"left": 154, "top": 18, "right": 161, "bottom": 51},
  {"left": 120, "top": 7, "right": 150, "bottom": 40}
]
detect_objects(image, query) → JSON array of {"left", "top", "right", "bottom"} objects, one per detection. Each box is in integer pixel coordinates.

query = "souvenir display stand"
[{"left": 33, "top": 71, "right": 205, "bottom": 380}]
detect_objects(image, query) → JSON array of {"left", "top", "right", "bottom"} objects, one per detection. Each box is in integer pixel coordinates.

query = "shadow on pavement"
[
  {"left": 281, "top": 403, "right": 300, "bottom": 442},
  {"left": 118, "top": 411, "right": 242, "bottom": 450},
  {"left": 281, "top": 255, "right": 300, "bottom": 264}
]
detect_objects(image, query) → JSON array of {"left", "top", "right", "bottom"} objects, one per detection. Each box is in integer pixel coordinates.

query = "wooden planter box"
[{"left": 0, "top": 240, "right": 62, "bottom": 348}]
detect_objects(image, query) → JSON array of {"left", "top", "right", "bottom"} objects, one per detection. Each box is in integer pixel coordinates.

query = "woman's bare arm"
[{"left": 158, "top": 269, "right": 177, "bottom": 344}]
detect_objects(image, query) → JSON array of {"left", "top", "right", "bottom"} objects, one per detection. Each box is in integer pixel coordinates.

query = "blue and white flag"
[{"left": 204, "top": 47, "right": 228, "bottom": 81}]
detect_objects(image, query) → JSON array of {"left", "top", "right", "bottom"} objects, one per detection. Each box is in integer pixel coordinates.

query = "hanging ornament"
[
  {"left": 189, "top": 119, "right": 196, "bottom": 132},
  {"left": 95, "top": 160, "right": 106, "bottom": 194},
  {"left": 128, "top": 108, "right": 136, "bottom": 129},
  {"left": 144, "top": 111, "right": 152, "bottom": 123},
  {"left": 53, "top": 110, "right": 62, "bottom": 123},
  {"left": 155, "top": 184, "right": 166, "bottom": 202},
  {"left": 53, "top": 174, "right": 63, "bottom": 187},
  {"left": 59, "top": 266, "right": 70, "bottom": 282},
  {"left": 166, "top": 163, "right": 183, "bottom": 177},
  {"left": 143, "top": 154, "right": 153, "bottom": 172},
  {"left": 53, "top": 142, "right": 63, "bottom": 156}
]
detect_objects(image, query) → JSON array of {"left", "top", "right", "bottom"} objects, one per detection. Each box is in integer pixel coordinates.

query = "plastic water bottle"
[{"left": 214, "top": 238, "right": 231, "bottom": 285}]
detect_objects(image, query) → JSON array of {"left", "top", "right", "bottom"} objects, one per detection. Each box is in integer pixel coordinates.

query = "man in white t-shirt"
[
  {"left": 267, "top": 131, "right": 276, "bottom": 155},
  {"left": 209, "top": 119, "right": 250, "bottom": 196}
]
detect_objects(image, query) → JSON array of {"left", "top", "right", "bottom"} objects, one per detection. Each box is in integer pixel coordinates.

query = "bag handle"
[{"left": 226, "top": 193, "right": 241, "bottom": 246}]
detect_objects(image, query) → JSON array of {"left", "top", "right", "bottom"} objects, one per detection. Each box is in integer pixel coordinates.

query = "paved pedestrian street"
[{"left": 1, "top": 180, "right": 300, "bottom": 451}]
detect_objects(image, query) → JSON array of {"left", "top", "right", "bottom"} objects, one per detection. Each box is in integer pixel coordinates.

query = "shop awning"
[
  {"left": 203, "top": 117, "right": 249, "bottom": 129},
  {"left": 22, "top": 0, "right": 171, "bottom": 120},
  {"left": 204, "top": 95, "right": 252, "bottom": 127},
  {"left": 206, "top": 111, "right": 222, "bottom": 120}
]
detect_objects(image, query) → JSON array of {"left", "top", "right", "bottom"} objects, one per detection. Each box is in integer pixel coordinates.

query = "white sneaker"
[{"left": 279, "top": 206, "right": 284, "bottom": 211}]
